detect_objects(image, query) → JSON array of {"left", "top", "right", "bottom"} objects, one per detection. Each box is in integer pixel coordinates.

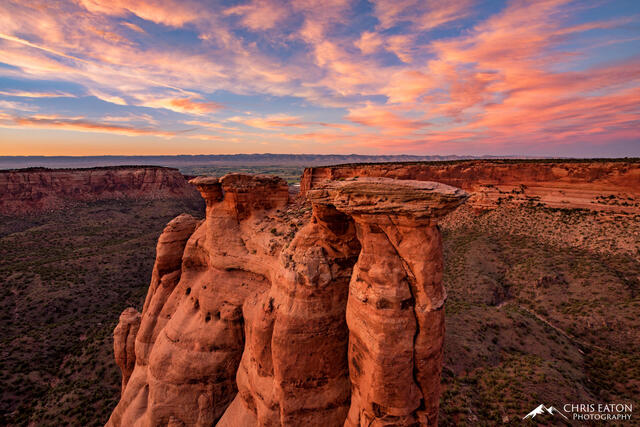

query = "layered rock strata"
[
  {"left": 108, "top": 173, "right": 468, "bottom": 427},
  {"left": 0, "top": 166, "right": 199, "bottom": 214},
  {"left": 300, "top": 160, "right": 640, "bottom": 212}
]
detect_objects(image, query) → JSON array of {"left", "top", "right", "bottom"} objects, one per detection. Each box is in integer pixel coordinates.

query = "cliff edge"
[
  {"left": 0, "top": 166, "right": 199, "bottom": 215},
  {"left": 301, "top": 160, "right": 640, "bottom": 212}
]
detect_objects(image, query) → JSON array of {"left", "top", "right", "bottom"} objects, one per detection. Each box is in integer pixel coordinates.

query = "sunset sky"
[{"left": 0, "top": 0, "right": 638, "bottom": 156}]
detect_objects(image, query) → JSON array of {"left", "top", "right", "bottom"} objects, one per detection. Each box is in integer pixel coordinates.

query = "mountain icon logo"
[{"left": 523, "top": 404, "right": 569, "bottom": 420}]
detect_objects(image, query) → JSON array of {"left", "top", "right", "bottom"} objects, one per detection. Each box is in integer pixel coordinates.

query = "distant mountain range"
[{"left": 0, "top": 154, "right": 527, "bottom": 170}]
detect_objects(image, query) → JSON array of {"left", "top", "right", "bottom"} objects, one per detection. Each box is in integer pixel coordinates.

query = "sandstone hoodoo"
[
  {"left": 108, "top": 173, "right": 468, "bottom": 426},
  {"left": 308, "top": 179, "right": 468, "bottom": 426},
  {"left": 113, "top": 308, "right": 142, "bottom": 394},
  {"left": 0, "top": 166, "right": 200, "bottom": 215}
]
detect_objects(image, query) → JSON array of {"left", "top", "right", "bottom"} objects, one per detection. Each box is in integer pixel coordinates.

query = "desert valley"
[
  {"left": 1, "top": 158, "right": 638, "bottom": 426},
  {"left": 1, "top": 0, "right": 639, "bottom": 425}
]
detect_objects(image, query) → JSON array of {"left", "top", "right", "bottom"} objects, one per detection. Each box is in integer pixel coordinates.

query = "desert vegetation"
[
  {"left": 1, "top": 173, "right": 638, "bottom": 425},
  {"left": 439, "top": 204, "right": 640, "bottom": 424},
  {"left": 0, "top": 198, "right": 203, "bottom": 426}
]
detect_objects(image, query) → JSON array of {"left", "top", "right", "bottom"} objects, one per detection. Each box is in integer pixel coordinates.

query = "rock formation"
[
  {"left": 0, "top": 166, "right": 199, "bottom": 215},
  {"left": 307, "top": 179, "right": 466, "bottom": 426},
  {"left": 113, "top": 308, "right": 141, "bottom": 394},
  {"left": 301, "top": 160, "right": 640, "bottom": 212},
  {"left": 108, "top": 173, "right": 468, "bottom": 426}
]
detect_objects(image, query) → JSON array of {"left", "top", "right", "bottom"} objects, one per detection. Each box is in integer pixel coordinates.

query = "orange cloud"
[
  {"left": 355, "top": 31, "right": 383, "bottom": 54},
  {"left": 0, "top": 32, "right": 89, "bottom": 64},
  {"left": 0, "top": 100, "right": 38, "bottom": 112},
  {"left": 0, "top": 90, "right": 76, "bottom": 98},
  {"left": 121, "top": 22, "right": 146, "bottom": 33},
  {"left": 371, "top": 0, "right": 473, "bottom": 31},
  {"left": 0, "top": 114, "right": 177, "bottom": 137},
  {"left": 385, "top": 34, "right": 416, "bottom": 63},
  {"left": 103, "top": 113, "right": 157, "bottom": 124},
  {"left": 229, "top": 114, "right": 337, "bottom": 131},
  {"left": 224, "top": 0, "right": 288, "bottom": 31},
  {"left": 184, "top": 120, "right": 232, "bottom": 130},
  {"left": 346, "top": 105, "right": 429, "bottom": 134},
  {"left": 187, "top": 134, "right": 228, "bottom": 141},
  {"left": 168, "top": 98, "right": 223, "bottom": 114},
  {"left": 89, "top": 90, "right": 128, "bottom": 106},
  {"left": 77, "top": 0, "right": 200, "bottom": 27},
  {"left": 383, "top": 70, "right": 434, "bottom": 104},
  {"left": 142, "top": 97, "right": 223, "bottom": 115}
]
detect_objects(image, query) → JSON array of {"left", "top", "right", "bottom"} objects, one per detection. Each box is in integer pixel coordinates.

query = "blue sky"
[{"left": 0, "top": 0, "right": 638, "bottom": 156}]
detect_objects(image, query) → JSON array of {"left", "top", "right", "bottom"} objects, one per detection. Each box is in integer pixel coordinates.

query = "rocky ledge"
[
  {"left": 301, "top": 160, "right": 640, "bottom": 212},
  {"left": 308, "top": 177, "right": 469, "bottom": 219}
]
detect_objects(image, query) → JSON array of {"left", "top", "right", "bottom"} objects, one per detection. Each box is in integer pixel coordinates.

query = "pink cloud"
[
  {"left": 138, "top": 96, "right": 223, "bottom": 115},
  {"left": 0, "top": 113, "right": 177, "bottom": 137},
  {"left": 355, "top": 31, "right": 383, "bottom": 55},
  {"left": 371, "top": 0, "right": 473, "bottom": 31},
  {"left": 0, "top": 90, "right": 76, "bottom": 98},
  {"left": 121, "top": 22, "right": 146, "bottom": 33},
  {"left": 77, "top": 0, "right": 200, "bottom": 27},
  {"left": 383, "top": 70, "right": 434, "bottom": 104},
  {"left": 346, "top": 104, "right": 429, "bottom": 134},
  {"left": 224, "top": 0, "right": 289, "bottom": 31}
]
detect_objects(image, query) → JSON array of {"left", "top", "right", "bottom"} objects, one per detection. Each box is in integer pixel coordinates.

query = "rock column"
[{"left": 308, "top": 178, "right": 468, "bottom": 426}]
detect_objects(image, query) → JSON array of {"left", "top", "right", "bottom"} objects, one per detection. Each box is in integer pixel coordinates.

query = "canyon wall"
[
  {"left": 0, "top": 166, "right": 199, "bottom": 215},
  {"left": 107, "top": 173, "right": 468, "bottom": 426},
  {"left": 301, "top": 160, "right": 640, "bottom": 212}
]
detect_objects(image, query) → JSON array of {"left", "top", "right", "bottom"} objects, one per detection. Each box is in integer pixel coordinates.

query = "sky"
[{"left": 0, "top": 0, "right": 638, "bottom": 157}]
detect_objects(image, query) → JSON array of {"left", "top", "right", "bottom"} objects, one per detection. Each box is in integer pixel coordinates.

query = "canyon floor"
[
  {"left": 0, "top": 198, "right": 204, "bottom": 426},
  {"left": 439, "top": 204, "right": 639, "bottom": 424},
  {"left": 1, "top": 181, "right": 639, "bottom": 426}
]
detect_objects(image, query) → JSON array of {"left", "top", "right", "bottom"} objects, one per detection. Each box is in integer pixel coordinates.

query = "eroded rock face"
[
  {"left": 108, "top": 173, "right": 467, "bottom": 427},
  {"left": 0, "top": 166, "right": 200, "bottom": 214},
  {"left": 300, "top": 160, "right": 640, "bottom": 212}
]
